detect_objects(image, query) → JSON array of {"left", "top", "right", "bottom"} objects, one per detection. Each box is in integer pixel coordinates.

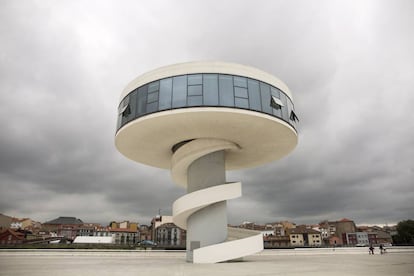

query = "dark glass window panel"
[
  {"left": 159, "top": 78, "right": 172, "bottom": 110},
  {"left": 280, "top": 93, "right": 289, "bottom": 121},
  {"left": 137, "top": 85, "right": 148, "bottom": 117},
  {"left": 287, "top": 97, "right": 293, "bottom": 118},
  {"left": 203, "top": 74, "right": 219, "bottom": 105},
  {"left": 271, "top": 96, "right": 283, "bottom": 117},
  {"left": 122, "top": 104, "right": 131, "bottom": 117},
  {"left": 287, "top": 98, "right": 297, "bottom": 126},
  {"left": 188, "top": 85, "right": 202, "bottom": 96},
  {"left": 234, "top": 76, "right": 247, "bottom": 88},
  {"left": 234, "top": 87, "right": 248, "bottom": 98},
  {"left": 260, "top": 82, "right": 272, "bottom": 114},
  {"left": 146, "top": 102, "right": 158, "bottom": 113},
  {"left": 248, "top": 79, "right": 261, "bottom": 111},
  {"left": 117, "top": 114, "right": 122, "bottom": 130},
  {"left": 120, "top": 93, "right": 134, "bottom": 125},
  {"left": 271, "top": 87, "right": 281, "bottom": 98},
  {"left": 172, "top": 76, "right": 187, "bottom": 108},
  {"left": 147, "top": 91, "right": 158, "bottom": 103},
  {"left": 188, "top": 95, "right": 203, "bottom": 106},
  {"left": 118, "top": 95, "right": 129, "bottom": 115},
  {"left": 188, "top": 74, "right": 202, "bottom": 85},
  {"left": 219, "top": 75, "right": 234, "bottom": 106},
  {"left": 148, "top": 81, "right": 159, "bottom": 93},
  {"left": 126, "top": 90, "right": 137, "bottom": 121},
  {"left": 290, "top": 110, "right": 299, "bottom": 122},
  {"left": 118, "top": 95, "right": 130, "bottom": 129},
  {"left": 235, "top": 97, "right": 249, "bottom": 108}
]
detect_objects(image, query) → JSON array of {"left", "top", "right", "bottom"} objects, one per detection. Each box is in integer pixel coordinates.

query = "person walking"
[{"left": 369, "top": 244, "right": 374, "bottom": 255}]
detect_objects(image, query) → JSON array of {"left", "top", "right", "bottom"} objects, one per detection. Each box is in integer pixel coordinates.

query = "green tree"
[{"left": 393, "top": 220, "right": 414, "bottom": 245}]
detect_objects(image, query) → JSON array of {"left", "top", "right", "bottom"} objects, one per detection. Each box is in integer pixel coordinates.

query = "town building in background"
[
  {"left": 334, "top": 218, "right": 357, "bottom": 245},
  {"left": 263, "top": 235, "right": 291, "bottom": 248},
  {"left": 344, "top": 232, "right": 369, "bottom": 246},
  {"left": 287, "top": 227, "right": 322, "bottom": 247},
  {"left": 109, "top": 220, "right": 140, "bottom": 245},
  {"left": 41, "top": 216, "right": 84, "bottom": 241},
  {"left": 358, "top": 225, "right": 393, "bottom": 245},
  {"left": 155, "top": 222, "right": 186, "bottom": 248},
  {"left": 151, "top": 215, "right": 173, "bottom": 240},
  {"left": 0, "top": 212, "right": 402, "bottom": 248},
  {"left": 151, "top": 215, "right": 186, "bottom": 249},
  {"left": 138, "top": 224, "right": 152, "bottom": 241},
  {"left": 319, "top": 218, "right": 357, "bottom": 246},
  {"left": 0, "top": 229, "right": 25, "bottom": 245}
]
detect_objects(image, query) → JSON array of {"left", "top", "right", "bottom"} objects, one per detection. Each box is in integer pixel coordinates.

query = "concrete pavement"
[{"left": 1, "top": 247, "right": 413, "bottom": 276}]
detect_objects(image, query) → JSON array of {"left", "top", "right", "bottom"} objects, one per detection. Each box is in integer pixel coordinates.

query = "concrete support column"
[{"left": 186, "top": 150, "right": 227, "bottom": 262}]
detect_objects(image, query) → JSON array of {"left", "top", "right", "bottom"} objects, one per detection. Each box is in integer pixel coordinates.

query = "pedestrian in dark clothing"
[{"left": 369, "top": 245, "right": 374, "bottom": 255}]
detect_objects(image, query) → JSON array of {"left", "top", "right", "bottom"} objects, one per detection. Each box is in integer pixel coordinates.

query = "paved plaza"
[{"left": 1, "top": 247, "right": 413, "bottom": 276}]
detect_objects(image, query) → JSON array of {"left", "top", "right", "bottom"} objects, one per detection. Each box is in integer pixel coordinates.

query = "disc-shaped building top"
[{"left": 115, "top": 61, "right": 298, "bottom": 263}]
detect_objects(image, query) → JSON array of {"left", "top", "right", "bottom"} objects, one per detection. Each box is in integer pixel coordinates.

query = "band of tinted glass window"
[{"left": 117, "top": 74, "right": 297, "bottom": 131}]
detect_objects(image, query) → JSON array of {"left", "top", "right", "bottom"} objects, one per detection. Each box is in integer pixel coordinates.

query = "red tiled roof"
[
  {"left": 288, "top": 228, "right": 321, "bottom": 235},
  {"left": 0, "top": 229, "right": 25, "bottom": 240}
]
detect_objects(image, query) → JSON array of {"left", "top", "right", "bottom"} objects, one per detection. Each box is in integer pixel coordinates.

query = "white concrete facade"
[
  {"left": 121, "top": 61, "right": 293, "bottom": 101},
  {"left": 116, "top": 107, "right": 297, "bottom": 171},
  {"left": 115, "top": 61, "right": 298, "bottom": 263},
  {"left": 171, "top": 139, "right": 264, "bottom": 262}
]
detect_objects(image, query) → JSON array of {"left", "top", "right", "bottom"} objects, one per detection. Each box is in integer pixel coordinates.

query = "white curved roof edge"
[
  {"left": 115, "top": 107, "right": 298, "bottom": 170},
  {"left": 120, "top": 61, "right": 293, "bottom": 101}
]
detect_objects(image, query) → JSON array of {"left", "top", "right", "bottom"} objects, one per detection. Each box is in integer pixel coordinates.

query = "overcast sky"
[{"left": 1, "top": 0, "right": 413, "bottom": 227}]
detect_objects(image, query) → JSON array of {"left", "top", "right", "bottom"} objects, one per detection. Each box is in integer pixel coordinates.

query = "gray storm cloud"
[{"left": 0, "top": 0, "right": 413, "bottom": 225}]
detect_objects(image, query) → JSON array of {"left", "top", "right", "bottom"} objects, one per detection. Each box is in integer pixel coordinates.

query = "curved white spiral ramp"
[{"left": 171, "top": 139, "right": 264, "bottom": 263}]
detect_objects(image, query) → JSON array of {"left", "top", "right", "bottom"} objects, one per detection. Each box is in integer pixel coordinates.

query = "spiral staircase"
[{"left": 171, "top": 138, "right": 263, "bottom": 263}]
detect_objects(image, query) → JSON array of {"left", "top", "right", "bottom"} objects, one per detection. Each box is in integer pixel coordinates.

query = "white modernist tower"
[{"left": 115, "top": 61, "right": 298, "bottom": 263}]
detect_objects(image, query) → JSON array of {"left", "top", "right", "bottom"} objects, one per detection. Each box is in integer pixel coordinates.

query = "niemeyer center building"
[{"left": 115, "top": 61, "right": 298, "bottom": 263}]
